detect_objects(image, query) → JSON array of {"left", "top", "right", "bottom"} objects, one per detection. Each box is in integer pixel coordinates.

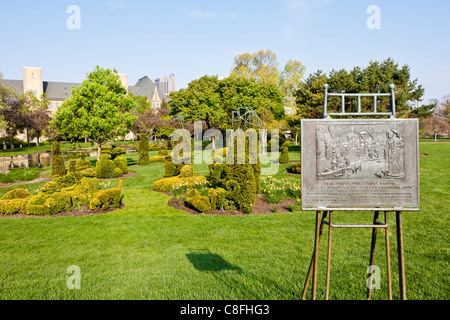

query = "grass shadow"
[{"left": 186, "top": 249, "right": 241, "bottom": 272}]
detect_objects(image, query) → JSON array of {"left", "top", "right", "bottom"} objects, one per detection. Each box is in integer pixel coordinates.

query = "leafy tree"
[
  {"left": 231, "top": 50, "right": 280, "bottom": 85},
  {"left": 51, "top": 66, "right": 137, "bottom": 159},
  {"left": 169, "top": 76, "right": 225, "bottom": 129},
  {"left": 279, "top": 59, "right": 306, "bottom": 114},
  {"left": 294, "top": 58, "right": 425, "bottom": 119}
]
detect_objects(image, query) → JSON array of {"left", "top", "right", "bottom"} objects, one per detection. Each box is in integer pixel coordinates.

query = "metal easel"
[{"left": 301, "top": 84, "right": 416, "bottom": 300}]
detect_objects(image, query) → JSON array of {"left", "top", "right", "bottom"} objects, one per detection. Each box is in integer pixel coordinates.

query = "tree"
[
  {"left": 169, "top": 75, "right": 226, "bottom": 129},
  {"left": 279, "top": 59, "right": 306, "bottom": 114},
  {"left": 231, "top": 50, "right": 280, "bottom": 85},
  {"left": 294, "top": 58, "right": 425, "bottom": 119},
  {"left": 422, "top": 97, "right": 450, "bottom": 140},
  {"left": 51, "top": 66, "right": 137, "bottom": 159}
]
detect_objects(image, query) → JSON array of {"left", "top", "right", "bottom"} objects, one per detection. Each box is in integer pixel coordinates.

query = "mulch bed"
[
  {"left": 0, "top": 203, "right": 126, "bottom": 218},
  {"left": 167, "top": 194, "right": 296, "bottom": 216}
]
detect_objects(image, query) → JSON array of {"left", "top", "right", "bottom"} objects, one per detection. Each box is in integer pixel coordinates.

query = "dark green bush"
[
  {"left": 279, "top": 146, "right": 289, "bottom": 164},
  {"left": 138, "top": 134, "right": 150, "bottom": 165},
  {"left": 51, "top": 141, "right": 66, "bottom": 177},
  {"left": 95, "top": 154, "right": 122, "bottom": 179},
  {"left": 163, "top": 154, "right": 176, "bottom": 177},
  {"left": 287, "top": 161, "right": 301, "bottom": 174}
]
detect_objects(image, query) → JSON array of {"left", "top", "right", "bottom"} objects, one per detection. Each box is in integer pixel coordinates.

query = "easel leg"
[
  {"left": 396, "top": 211, "right": 407, "bottom": 300},
  {"left": 325, "top": 211, "right": 333, "bottom": 300},
  {"left": 367, "top": 211, "right": 379, "bottom": 300},
  {"left": 301, "top": 211, "right": 327, "bottom": 300},
  {"left": 385, "top": 212, "right": 392, "bottom": 300}
]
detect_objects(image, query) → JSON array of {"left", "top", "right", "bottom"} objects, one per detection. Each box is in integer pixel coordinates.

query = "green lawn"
[{"left": 0, "top": 142, "right": 448, "bottom": 300}]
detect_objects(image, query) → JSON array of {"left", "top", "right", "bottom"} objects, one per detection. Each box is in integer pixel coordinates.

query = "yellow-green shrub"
[
  {"left": 179, "top": 164, "right": 194, "bottom": 178},
  {"left": 185, "top": 189, "right": 210, "bottom": 212},
  {"left": 208, "top": 187, "right": 227, "bottom": 210},
  {"left": 89, "top": 180, "right": 123, "bottom": 210},
  {"left": 25, "top": 190, "right": 72, "bottom": 216},
  {"left": 114, "top": 155, "right": 128, "bottom": 174},
  {"left": 76, "top": 152, "right": 91, "bottom": 171},
  {"left": 152, "top": 175, "right": 206, "bottom": 193},
  {"left": 96, "top": 154, "right": 122, "bottom": 179},
  {"left": 1, "top": 188, "right": 32, "bottom": 200},
  {"left": 149, "top": 155, "right": 166, "bottom": 163},
  {"left": 0, "top": 198, "right": 29, "bottom": 215}
]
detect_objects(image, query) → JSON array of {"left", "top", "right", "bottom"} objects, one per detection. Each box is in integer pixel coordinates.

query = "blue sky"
[{"left": 0, "top": 0, "right": 449, "bottom": 104}]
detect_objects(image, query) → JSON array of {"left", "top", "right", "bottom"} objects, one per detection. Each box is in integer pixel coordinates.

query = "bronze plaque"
[{"left": 301, "top": 119, "right": 419, "bottom": 210}]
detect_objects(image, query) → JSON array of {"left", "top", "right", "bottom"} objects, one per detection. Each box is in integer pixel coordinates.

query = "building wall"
[{"left": 23, "top": 67, "right": 43, "bottom": 96}]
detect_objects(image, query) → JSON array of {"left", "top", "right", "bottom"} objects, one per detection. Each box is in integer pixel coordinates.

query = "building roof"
[
  {"left": 44, "top": 81, "right": 81, "bottom": 100},
  {"left": 1, "top": 80, "right": 23, "bottom": 95},
  {"left": 129, "top": 76, "right": 169, "bottom": 101},
  {"left": 2, "top": 76, "right": 170, "bottom": 101}
]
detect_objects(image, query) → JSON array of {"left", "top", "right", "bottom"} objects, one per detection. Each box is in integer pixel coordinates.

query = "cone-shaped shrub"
[
  {"left": 138, "top": 134, "right": 150, "bottom": 165},
  {"left": 51, "top": 141, "right": 66, "bottom": 177}
]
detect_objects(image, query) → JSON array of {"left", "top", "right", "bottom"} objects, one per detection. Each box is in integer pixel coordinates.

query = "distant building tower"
[{"left": 154, "top": 73, "right": 175, "bottom": 95}]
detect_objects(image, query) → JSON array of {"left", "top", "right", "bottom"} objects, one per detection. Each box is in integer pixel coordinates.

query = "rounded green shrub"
[
  {"left": 96, "top": 154, "right": 122, "bottom": 179},
  {"left": 279, "top": 147, "right": 289, "bottom": 164},
  {"left": 179, "top": 165, "right": 194, "bottom": 178},
  {"left": 1, "top": 188, "right": 32, "bottom": 200},
  {"left": 114, "top": 155, "right": 128, "bottom": 174},
  {"left": 89, "top": 180, "right": 123, "bottom": 210},
  {"left": 76, "top": 152, "right": 91, "bottom": 171},
  {"left": 0, "top": 199, "right": 28, "bottom": 215},
  {"left": 149, "top": 155, "right": 166, "bottom": 163}
]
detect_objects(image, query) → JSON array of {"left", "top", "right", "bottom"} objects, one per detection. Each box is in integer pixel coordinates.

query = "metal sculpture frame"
[
  {"left": 231, "top": 106, "right": 263, "bottom": 130},
  {"left": 301, "top": 84, "right": 416, "bottom": 300}
]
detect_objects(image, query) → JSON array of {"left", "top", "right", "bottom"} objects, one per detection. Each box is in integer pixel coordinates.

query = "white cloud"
[
  {"left": 106, "top": 0, "right": 130, "bottom": 10},
  {"left": 186, "top": 9, "right": 237, "bottom": 20}
]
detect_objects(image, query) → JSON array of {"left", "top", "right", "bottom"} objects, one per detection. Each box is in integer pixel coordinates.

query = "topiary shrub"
[
  {"left": 185, "top": 189, "right": 210, "bottom": 212},
  {"left": 0, "top": 198, "right": 29, "bottom": 215},
  {"left": 1, "top": 188, "right": 32, "bottom": 200},
  {"left": 279, "top": 146, "right": 289, "bottom": 164},
  {"left": 51, "top": 141, "right": 66, "bottom": 177},
  {"left": 89, "top": 180, "right": 123, "bottom": 210},
  {"left": 95, "top": 154, "right": 122, "bottom": 179},
  {"left": 76, "top": 152, "right": 91, "bottom": 171},
  {"left": 163, "top": 154, "right": 176, "bottom": 178},
  {"left": 149, "top": 155, "right": 166, "bottom": 163},
  {"left": 110, "top": 147, "right": 126, "bottom": 160},
  {"left": 67, "top": 159, "right": 77, "bottom": 175},
  {"left": 25, "top": 190, "right": 72, "bottom": 216},
  {"left": 114, "top": 155, "right": 128, "bottom": 174},
  {"left": 80, "top": 168, "right": 96, "bottom": 177},
  {"left": 138, "top": 134, "right": 150, "bottom": 165},
  {"left": 152, "top": 175, "right": 206, "bottom": 193},
  {"left": 287, "top": 161, "right": 301, "bottom": 174},
  {"left": 208, "top": 187, "right": 227, "bottom": 210},
  {"left": 179, "top": 164, "right": 194, "bottom": 178},
  {"left": 158, "top": 149, "right": 169, "bottom": 156}
]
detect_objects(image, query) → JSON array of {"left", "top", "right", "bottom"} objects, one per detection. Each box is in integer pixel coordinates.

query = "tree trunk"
[
  {"left": 37, "top": 132, "right": 40, "bottom": 147},
  {"left": 26, "top": 129, "right": 31, "bottom": 147},
  {"left": 97, "top": 143, "right": 102, "bottom": 161},
  {"left": 434, "top": 122, "right": 437, "bottom": 141},
  {"left": 295, "top": 132, "right": 299, "bottom": 145}
]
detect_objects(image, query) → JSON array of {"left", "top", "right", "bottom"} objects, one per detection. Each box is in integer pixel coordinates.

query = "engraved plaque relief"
[{"left": 301, "top": 119, "right": 419, "bottom": 210}]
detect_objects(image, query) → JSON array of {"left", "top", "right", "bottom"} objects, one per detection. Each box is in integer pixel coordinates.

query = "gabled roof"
[
  {"left": 44, "top": 81, "right": 81, "bottom": 100},
  {"left": 1, "top": 80, "right": 23, "bottom": 95},
  {"left": 129, "top": 76, "right": 169, "bottom": 101}
]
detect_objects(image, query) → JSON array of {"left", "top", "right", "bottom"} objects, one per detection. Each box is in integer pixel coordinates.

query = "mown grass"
[{"left": 0, "top": 141, "right": 447, "bottom": 300}]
